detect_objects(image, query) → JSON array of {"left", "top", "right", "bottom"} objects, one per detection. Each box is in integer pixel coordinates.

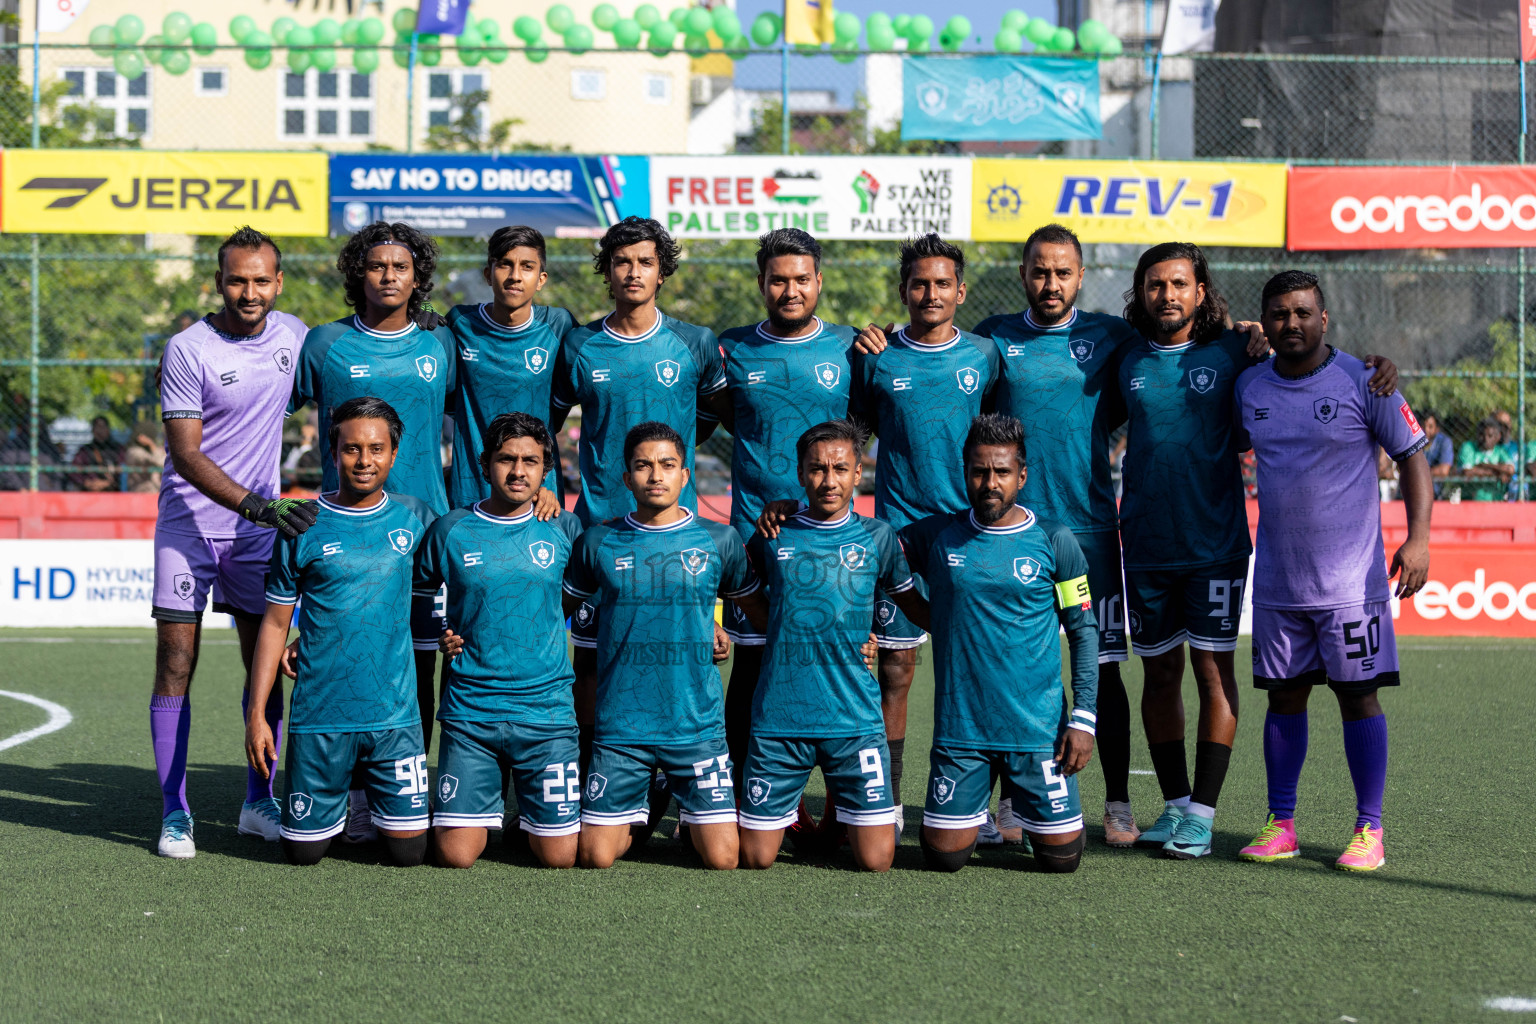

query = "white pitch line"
[
  {"left": 1486, "top": 997, "right": 1536, "bottom": 1012},
  {"left": 1129, "top": 769, "right": 1156, "bottom": 775},
  {"left": 0, "top": 689, "right": 74, "bottom": 753}
]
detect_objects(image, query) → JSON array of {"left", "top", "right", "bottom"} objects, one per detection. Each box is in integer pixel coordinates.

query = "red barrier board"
[
  {"left": 1393, "top": 545, "right": 1536, "bottom": 637},
  {"left": 1288, "top": 166, "right": 1536, "bottom": 250}
]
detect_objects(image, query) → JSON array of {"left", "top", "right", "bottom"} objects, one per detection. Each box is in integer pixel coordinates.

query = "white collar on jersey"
[
  {"left": 624, "top": 507, "right": 695, "bottom": 532},
  {"left": 350, "top": 314, "right": 417, "bottom": 340},
  {"left": 318, "top": 492, "right": 392, "bottom": 517},
  {"left": 754, "top": 317, "right": 824, "bottom": 344},
  {"left": 1150, "top": 338, "right": 1196, "bottom": 352},
  {"left": 472, "top": 500, "right": 536, "bottom": 525},
  {"left": 1022, "top": 307, "right": 1079, "bottom": 332},
  {"left": 475, "top": 303, "right": 538, "bottom": 334},
  {"left": 791, "top": 504, "right": 852, "bottom": 529},
  {"left": 601, "top": 310, "right": 664, "bottom": 343},
  {"left": 967, "top": 506, "right": 1036, "bottom": 534},
  {"left": 893, "top": 325, "right": 961, "bottom": 351}
]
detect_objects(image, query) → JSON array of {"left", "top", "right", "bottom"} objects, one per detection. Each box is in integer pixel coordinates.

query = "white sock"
[
  {"left": 1169, "top": 795, "right": 1191, "bottom": 810},
  {"left": 1186, "top": 801, "right": 1216, "bottom": 820}
]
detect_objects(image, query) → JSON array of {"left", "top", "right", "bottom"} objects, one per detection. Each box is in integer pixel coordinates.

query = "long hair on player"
[
  {"left": 593, "top": 217, "right": 681, "bottom": 281},
  {"left": 796, "top": 418, "right": 869, "bottom": 466},
  {"left": 1121, "top": 241, "right": 1229, "bottom": 344},
  {"left": 899, "top": 233, "right": 967, "bottom": 287},
  {"left": 218, "top": 225, "right": 282, "bottom": 273},
  {"left": 756, "top": 227, "right": 822, "bottom": 274},
  {"left": 328, "top": 395, "right": 403, "bottom": 452},
  {"left": 962, "top": 413, "right": 1027, "bottom": 468},
  {"left": 1261, "top": 269, "right": 1326, "bottom": 311},
  {"left": 479, "top": 411, "right": 556, "bottom": 477},
  {"left": 336, "top": 221, "right": 440, "bottom": 320},
  {"left": 623, "top": 420, "right": 686, "bottom": 466},
  {"left": 487, "top": 224, "right": 547, "bottom": 269}
]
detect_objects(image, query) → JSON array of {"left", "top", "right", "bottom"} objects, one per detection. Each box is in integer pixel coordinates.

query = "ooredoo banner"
[
  {"left": 1287, "top": 165, "right": 1536, "bottom": 250},
  {"left": 1392, "top": 546, "right": 1536, "bottom": 638}
]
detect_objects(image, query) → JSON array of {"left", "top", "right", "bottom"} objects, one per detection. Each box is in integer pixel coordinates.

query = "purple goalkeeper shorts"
[
  {"left": 152, "top": 527, "right": 273, "bottom": 623},
  {"left": 1251, "top": 601, "right": 1400, "bottom": 695}
]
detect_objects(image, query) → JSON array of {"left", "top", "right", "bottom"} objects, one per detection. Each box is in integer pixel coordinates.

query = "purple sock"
[
  {"left": 1342, "top": 714, "right": 1388, "bottom": 830},
  {"left": 1263, "top": 711, "right": 1308, "bottom": 820},
  {"left": 242, "top": 687, "right": 284, "bottom": 803},
  {"left": 150, "top": 695, "right": 191, "bottom": 816}
]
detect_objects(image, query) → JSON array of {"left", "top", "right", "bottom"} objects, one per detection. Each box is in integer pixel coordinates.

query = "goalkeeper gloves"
[{"left": 237, "top": 494, "right": 319, "bottom": 537}]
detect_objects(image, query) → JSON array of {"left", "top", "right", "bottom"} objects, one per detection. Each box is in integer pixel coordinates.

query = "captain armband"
[{"left": 1054, "top": 574, "right": 1092, "bottom": 611}]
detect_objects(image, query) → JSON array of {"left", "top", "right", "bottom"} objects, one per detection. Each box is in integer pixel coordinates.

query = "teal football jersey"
[
  {"left": 447, "top": 303, "right": 576, "bottom": 508},
  {"left": 746, "top": 509, "right": 914, "bottom": 738},
  {"left": 292, "top": 315, "right": 456, "bottom": 515},
  {"left": 976, "top": 308, "right": 1138, "bottom": 533},
  {"left": 265, "top": 492, "right": 436, "bottom": 733},
  {"left": 552, "top": 312, "right": 727, "bottom": 526},
  {"left": 562, "top": 509, "right": 758, "bottom": 744},
  {"left": 1118, "top": 329, "right": 1259, "bottom": 570},
  {"left": 413, "top": 501, "right": 584, "bottom": 725},
  {"left": 900, "top": 508, "right": 1098, "bottom": 751},
  {"left": 718, "top": 318, "right": 858, "bottom": 536},
  {"left": 851, "top": 326, "right": 1002, "bottom": 531}
]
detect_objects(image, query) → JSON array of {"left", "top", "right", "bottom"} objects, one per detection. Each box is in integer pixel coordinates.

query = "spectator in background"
[
  {"left": 1376, "top": 447, "right": 1400, "bottom": 501},
  {"left": 172, "top": 310, "right": 199, "bottom": 336},
  {"left": 69, "top": 416, "right": 125, "bottom": 492},
  {"left": 0, "top": 421, "right": 63, "bottom": 490},
  {"left": 1456, "top": 417, "right": 1514, "bottom": 501},
  {"left": 280, "top": 417, "right": 319, "bottom": 491},
  {"left": 1493, "top": 407, "right": 1515, "bottom": 443},
  {"left": 1419, "top": 411, "right": 1454, "bottom": 498},
  {"left": 123, "top": 421, "right": 165, "bottom": 493}
]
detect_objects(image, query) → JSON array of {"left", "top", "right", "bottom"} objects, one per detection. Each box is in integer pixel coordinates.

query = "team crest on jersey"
[
  {"left": 273, "top": 348, "right": 293, "bottom": 375},
  {"left": 1188, "top": 367, "right": 1217, "bottom": 394},
  {"left": 586, "top": 773, "right": 607, "bottom": 800},
  {"left": 1069, "top": 339, "right": 1095, "bottom": 363},
  {"left": 524, "top": 346, "right": 549, "bottom": 374},
  {"left": 1129, "top": 610, "right": 1143, "bottom": 635},
  {"left": 745, "top": 777, "right": 771, "bottom": 806},
  {"left": 288, "top": 792, "right": 312, "bottom": 820},
  {"left": 438, "top": 774, "right": 459, "bottom": 802},
  {"left": 1013, "top": 557, "right": 1042, "bottom": 585},
  {"left": 876, "top": 600, "right": 895, "bottom": 626},
  {"left": 172, "top": 573, "right": 195, "bottom": 601},
  {"left": 529, "top": 541, "right": 555, "bottom": 569},
  {"left": 956, "top": 366, "right": 981, "bottom": 395},
  {"left": 388, "top": 528, "right": 414, "bottom": 554},
  {"left": 814, "top": 362, "right": 841, "bottom": 390},
  {"left": 1314, "top": 396, "right": 1339, "bottom": 424},
  {"left": 655, "top": 359, "right": 681, "bottom": 387},
  {"left": 932, "top": 776, "right": 956, "bottom": 805},
  {"left": 681, "top": 547, "right": 710, "bottom": 576},
  {"left": 415, "top": 354, "right": 439, "bottom": 382},
  {"left": 839, "top": 543, "right": 867, "bottom": 571}
]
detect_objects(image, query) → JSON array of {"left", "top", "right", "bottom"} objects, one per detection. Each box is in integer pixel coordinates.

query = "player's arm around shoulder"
[
  {"left": 870, "top": 517, "right": 929, "bottom": 631},
  {"left": 704, "top": 518, "right": 767, "bottom": 630},
  {"left": 559, "top": 523, "right": 606, "bottom": 619}
]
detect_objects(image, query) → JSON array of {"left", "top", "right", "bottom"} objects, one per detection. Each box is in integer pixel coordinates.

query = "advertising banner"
[
  {"left": 902, "top": 56, "right": 1102, "bottom": 142},
  {"left": 1, "top": 151, "right": 328, "bottom": 235},
  {"left": 1391, "top": 547, "right": 1536, "bottom": 639},
  {"left": 1524, "top": 0, "right": 1536, "bottom": 62},
  {"left": 972, "top": 158, "right": 1285, "bottom": 245},
  {"left": 0, "top": 540, "right": 177, "bottom": 628},
  {"left": 650, "top": 156, "right": 971, "bottom": 240},
  {"left": 1287, "top": 165, "right": 1536, "bottom": 250},
  {"left": 329, "top": 154, "right": 649, "bottom": 238}
]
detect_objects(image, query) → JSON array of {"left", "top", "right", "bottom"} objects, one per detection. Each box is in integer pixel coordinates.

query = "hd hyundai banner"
[{"left": 1287, "top": 165, "right": 1536, "bottom": 249}]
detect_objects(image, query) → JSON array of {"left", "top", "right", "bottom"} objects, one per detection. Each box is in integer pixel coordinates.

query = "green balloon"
[
  {"left": 478, "top": 17, "right": 501, "bottom": 40},
  {"left": 354, "top": 46, "right": 380, "bottom": 72},
  {"left": 114, "top": 48, "right": 146, "bottom": 79},
  {"left": 1098, "top": 34, "right": 1123, "bottom": 55},
  {"left": 287, "top": 48, "right": 311, "bottom": 73},
  {"left": 682, "top": 31, "right": 710, "bottom": 55},
  {"left": 162, "top": 12, "right": 192, "bottom": 44},
  {"left": 190, "top": 22, "right": 217, "bottom": 55},
  {"left": 635, "top": 4, "right": 661, "bottom": 29},
  {"left": 313, "top": 48, "right": 338, "bottom": 71},
  {"left": 142, "top": 35, "right": 165, "bottom": 65},
  {"left": 341, "top": 18, "right": 361, "bottom": 44},
  {"left": 114, "top": 14, "right": 144, "bottom": 45},
  {"left": 909, "top": 36, "right": 930, "bottom": 52},
  {"left": 276, "top": 17, "right": 302, "bottom": 44},
  {"left": 564, "top": 24, "right": 593, "bottom": 53},
  {"left": 908, "top": 15, "right": 933, "bottom": 42},
  {"left": 358, "top": 17, "right": 385, "bottom": 44},
  {"left": 244, "top": 29, "right": 273, "bottom": 49},
  {"left": 867, "top": 11, "right": 892, "bottom": 32},
  {"left": 684, "top": 8, "right": 711, "bottom": 35},
  {"left": 245, "top": 46, "right": 273, "bottom": 70},
  {"left": 1050, "top": 26, "right": 1075, "bottom": 50},
  {"left": 1077, "top": 18, "right": 1107, "bottom": 48},
  {"left": 1024, "top": 17, "right": 1052, "bottom": 43},
  {"left": 314, "top": 18, "right": 341, "bottom": 45},
  {"left": 944, "top": 16, "right": 971, "bottom": 40},
  {"left": 546, "top": 4, "right": 575, "bottom": 32},
  {"left": 286, "top": 25, "right": 315, "bottom": 53},
  {"left": 419, "top": 35, "right": 442, "bottom": 65},
  {"left": 867, "top": 21, "right": 896, "bottom": 49},
  {"left": 832, "top": 41, "right": 857, "bottom": 64},
  {"left": 593, "top": 4, "right": 620, "bottom": 30},
  {"left": 994, "top": 27, "right": 1022, "bottom": 52},
  {"left": 668, "top": 8, "right": 688, "bottom": 28},
  {"left": 392, "top": 8, "right": 417, "bottom": 33},
  {"left": 513, "top": 16, "right": 542, "bottom": 42},
  {"left": 1001, "top": 9, "right": 1027, "bottom": 32},
  {"left": 712, "top": 7, "right": 741, "bottom": 39},
  {"left": 750, "top": 12, "right": 779, "bottom": 45},
  {"left": 458, "top": 42, "right": 483, "bottom": 65},
  {"left": 163, "top": 48, "right": 192, "bottom": 75},
  {"left": 89, "top": 24, "right": 115, "bottom": 57},
  {"left": 649, "top": 22, "right": 675, "bottom": 53},
  {"left": 940, "top": 31, "right": 963, "bottom": 51},
  {"left": 892, "top": 14, "right": 911, "bottom": 33},
  {"left": 393, "top": 39, "right": 413, "bottom": 66},
  {"left": 482, "top": 43, "right": 509, "bottom": 63},
  {"left": 613, "top": 18, "right": 643, "bottom": 48},
  {"left": 794, "top": 41, "right": 821, "bottom": 53},
  {"left": 723, "top": 35, "right": 750, "bottom": 58},
  {"left": 833, "top": 11, "right": 860, "bottom": 42},
  {"left": 526, "top": 45, "right": 549, "bottom": 63},
  {"left": 229, "top": 14, "right": 256, "bottom": 42}
]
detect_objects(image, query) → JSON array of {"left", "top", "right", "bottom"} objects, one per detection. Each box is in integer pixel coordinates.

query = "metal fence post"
[
  {"left": 406, "top": 34, "right": 419, "bottom": 154},
  {"left": 1149, "top": 51, "right": 1162, "bottom": 160},
  {"left": 780, "top": 37, "right": 790, "bottom": 155},
  {"left": 28, "top": 4, "right": 40, "bottom": 490}
]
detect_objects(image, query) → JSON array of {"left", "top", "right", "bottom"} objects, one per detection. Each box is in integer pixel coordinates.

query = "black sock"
[
  {"left": 1032, "top": 833, "right": 1085, "bottom": 874},
  {"left": 1097, "top": 662, "right": 1131, "bottom": 804},
  {"left": 577, "top": 723, "right": 594, "bottom": 777},
  {"left": 919, "top": 833, "right": 974, "bottom": 873},
  {"left": 1190, "top": 740, "right": 1233, "bottom": 810},
  {"left": 887, "top": 737, "right": 905, "bottom": 803},
  {"left": 725, "top": 645, "right": 762, "bottom": 791},
  {"left": 1147, "top": 740, "right": 1191, "bottom": 802},
  {"left": 384, "top": 833, "right": 429, "bottom": 867},
  {"left": 281, "top": 837, "right": 330, "bottom": 866}
]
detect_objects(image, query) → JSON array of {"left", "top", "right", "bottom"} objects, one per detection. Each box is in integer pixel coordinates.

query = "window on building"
[
  {"left": 58, "top": 66, "right": 151, "bottom": 139},
  {"left": 643, "top": 73, "right": 672, "bottom": 106},
  {"left": 195, "top": 67, "right": 227, "bottom": 97},
  {"left": 279, "top": 68, "right": 374, "bottom": 141},
  {"left": 571, "top": 69, "right": 606, "bottom": 101},
  {"left": 425, "top": 70, "right": 485, "bottom": 132}
]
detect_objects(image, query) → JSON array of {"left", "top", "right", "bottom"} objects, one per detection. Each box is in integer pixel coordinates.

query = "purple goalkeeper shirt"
[
  {"left": 1235, "top": 349, "right": 1428, "bottom": 609},
  {"left": 158, "top": 311, "right": 308, "bottom": 538}
]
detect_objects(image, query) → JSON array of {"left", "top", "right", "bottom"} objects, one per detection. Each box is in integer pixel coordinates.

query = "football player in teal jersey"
[
  {"left": 900, "top": 414, "right": 1098, "bottom": 874},
  {"left": 419, "top": 413, "right": 584, "bottom": 870},
  {"left": 245, "top": 397, "right": 438, "bottom": 867},
  {"left": 563, "top": 422, "right": 768, "bottom": 871},
  {"left": 446, "top": 226, "right": 577, "bottom": 508},
  {"left": 738, "top": 419, "right": 923, "bottom": 872},
  {"left": 1117, "top": 243, "right": 1398, "bottom": 859}
]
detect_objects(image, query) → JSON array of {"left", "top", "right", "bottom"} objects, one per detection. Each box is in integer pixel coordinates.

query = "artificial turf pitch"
[{"left": 1, "top": 629, "right": 1533, "bottom": 1023}]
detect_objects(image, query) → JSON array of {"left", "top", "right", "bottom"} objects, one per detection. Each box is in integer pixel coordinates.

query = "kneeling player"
[
  {"left": 245, "top": 397, "right": 438, "bottom": 867},
  {"left": 737, "top": 420, "right": 920, "bottom": 872},
  {"left": 562, "top": 422, "right": 768, "bottom": 870},
  {"left": 901, "top": 414, "right": 1098, "bottom": 874},
  {"left": 421, "top": 413, "right": 585, "bottom": 869},
  {"left": 1234, "top": 272, "right": 1430, "bottom": 872}
]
